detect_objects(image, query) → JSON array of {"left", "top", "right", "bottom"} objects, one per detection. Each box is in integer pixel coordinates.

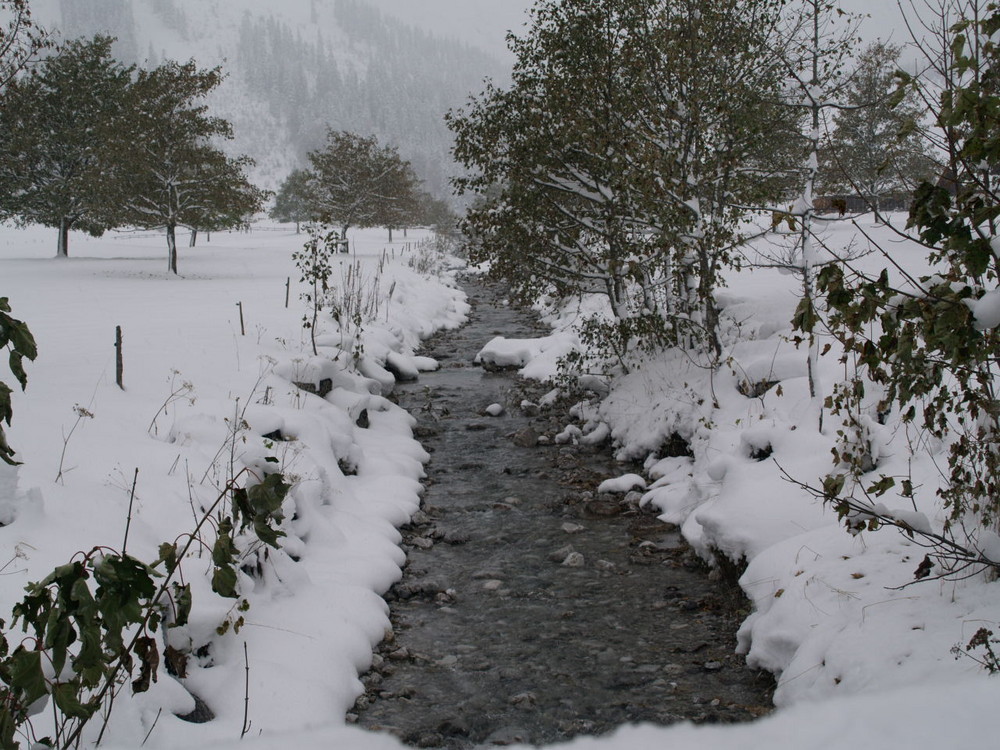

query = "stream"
[{"left": 353, "top": 278, "right": 773, "bottom": 748}]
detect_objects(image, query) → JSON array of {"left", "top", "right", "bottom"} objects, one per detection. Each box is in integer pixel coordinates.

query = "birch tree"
[{"left": 777, "top": 0, "right": 860, "bottom": 428}]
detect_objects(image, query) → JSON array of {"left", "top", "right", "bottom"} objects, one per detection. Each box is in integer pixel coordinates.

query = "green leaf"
[
  {"left": 52, "top": 681, "right": 94, "bottom": 720},
  {"left": 212, "top": 565, "right": 238, "bottom": 599},
  {"left": 156, "top": 542, "right": 178, "bottom": 575},
  {"left": 0, "top": 707, "right": 19, "bottom": 750},
  {"left": 0, "top": 382, "right": 12, "bottom": 426},
  {"left": 9, "top": 649, "right": 48, "bottom": 707},
  {"left": 8, "top": 352, "right": 27, "bottom": 391},
  {"left": 212, "top": 519, "right": 238, "bottom": 567}
]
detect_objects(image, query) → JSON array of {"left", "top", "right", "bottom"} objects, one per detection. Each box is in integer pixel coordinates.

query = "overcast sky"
[
  {"left": 365, "top": 0, "right": 534, "bottom": 61},
  {"left": 369, "top": 1, "right": 922, "bottom": 64}
]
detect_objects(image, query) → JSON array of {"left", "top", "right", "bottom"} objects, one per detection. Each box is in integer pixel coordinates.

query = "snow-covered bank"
[
  {"left": 2, "top": 215, "right": 998, "bottom": 748},
  {"left": 128, "top": 672, "right": 1000, "bottom": 749},
  {"left": 0, "top": 223, "right": 468, "bottom": 746},
  {"left": 477, "top": 215, "right": 1000, "bottom": 741}
]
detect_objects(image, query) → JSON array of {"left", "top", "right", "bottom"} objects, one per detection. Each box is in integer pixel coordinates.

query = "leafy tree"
[
  {"left": 815, "top": 1, "right": 1000, "bottom": 576},
  {"left": 0, "top": 36, "right": 133, "bottom": 257},
  {"left": 0, "top": 0, "right": 48, "bottom": 95},
  {"left": 417, "top": 192, "right": 457, "bottom": 233},
  {"left": 118, "top": 60, "right": 266, "bottom": 274},
  {"left": 305, "top": 129, "right": 420, "bottom": 241},
  {"left": 270, "top": 168, "right": 312, "bottom": 233},
  {"left": 450, "top": 0, "right": 788, "bottom": 361},
  {"left": 373, "top": 158, "right": 422, "bottom": 241},
  {"left": 822, "top": 41, "right": 938, "bottom": 217}
]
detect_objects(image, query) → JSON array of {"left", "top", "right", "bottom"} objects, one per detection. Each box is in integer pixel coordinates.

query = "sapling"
[
  {"left": 54, "top": 404, "right": 94, "bottom": 485},
  {"left": 293, "top": 224, "right": 338, "bottom": 356},
  {"left": 147, "top": 370, "right": 194, "bottom": 436}
]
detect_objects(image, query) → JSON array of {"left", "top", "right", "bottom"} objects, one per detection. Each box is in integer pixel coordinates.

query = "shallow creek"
[{"left": 353, "top": 279, "right": 773, "bottom": 748}]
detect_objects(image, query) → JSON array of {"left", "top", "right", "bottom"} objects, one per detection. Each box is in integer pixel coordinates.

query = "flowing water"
[{"left": 354, "top": 279, "right": 773, "bottom": 748}]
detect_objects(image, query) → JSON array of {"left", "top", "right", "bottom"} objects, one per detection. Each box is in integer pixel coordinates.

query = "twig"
[
  {"left": 241, "top": 641, "right": 252, "bottom": 739},
  {"left": 141, "top": 708, "right": 162, "bottom": 747},
  {"left": 122, "top": 468, "right": 139, "bottom": 554},
  {"left": 55, "top": 404, "right": 94, "bottom": 484}
]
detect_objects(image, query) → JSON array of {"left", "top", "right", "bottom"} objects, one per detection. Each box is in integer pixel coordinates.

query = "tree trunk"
[
  {"left": 189, "top": 229, "right": 198, "bottom": 247},
  {"left": 167, "top": 223, "right": 178, "bottom": 275},
  {"left": 56, "top": 217, "right": 71, "bottom": 258},
  {"left": 388, "top": 226, "right": 393, "bottom": 242}
]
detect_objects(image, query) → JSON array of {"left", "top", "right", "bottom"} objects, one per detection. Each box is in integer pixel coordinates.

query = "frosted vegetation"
[{"left": 2, "top": 0, "right": 1000, "bottom": 748}]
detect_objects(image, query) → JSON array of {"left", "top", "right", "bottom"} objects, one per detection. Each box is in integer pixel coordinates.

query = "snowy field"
[{"left": 1, "top": 218, "right": 999, "bottom": 748}]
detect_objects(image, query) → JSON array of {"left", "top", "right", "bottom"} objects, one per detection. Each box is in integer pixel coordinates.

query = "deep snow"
[{"left": 1, "top": 217, "right": 999, "bottom": 748}]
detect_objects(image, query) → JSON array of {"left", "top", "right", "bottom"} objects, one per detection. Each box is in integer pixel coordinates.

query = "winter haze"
[{"left": 27, "top": 0, "right": 519, "bottom": 195}]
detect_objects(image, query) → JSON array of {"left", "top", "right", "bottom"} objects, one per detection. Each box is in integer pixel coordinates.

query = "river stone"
[
  {"left": 415, "top": 732, "right": 443, "bottom": 748},
  {"left": 512, "top": 427, "right": 539, "bottom": 447},
  {"left": 411, "top": 537, "right": 433, "bottom": 550},
  {"left": 486, "top": 726, "right": 532, "bottom": 745},
  {"left": 485, "top": 403, "right": 505, "bottom": 416},
  {"left": 509, "top": 692, "right": 537, "bottom": 707},
  {"left": 562, "top": 551, "right": 585, "bottom": 567},
  {"left": 482, "top": 579, "right": 504, "bottom": 591},
  {"left": 549, "top": 544, "right": 575, "bottom": 562},
  {"left": 520, "top": 400, "right": 541, "bottom": 416},
  {"left": 561, "top": 522, "right": 585, "bottom": 534},
  {"left": 473, "top": 569, "right": 505, "bottom": 579},
  {"left": 622, "top": 490, "right": 645, "bottom": 509}
]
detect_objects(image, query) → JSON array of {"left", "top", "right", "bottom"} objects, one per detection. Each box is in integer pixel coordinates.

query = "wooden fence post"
[{"left": 115, "top": 326, "right": 124, "bottom": 390}]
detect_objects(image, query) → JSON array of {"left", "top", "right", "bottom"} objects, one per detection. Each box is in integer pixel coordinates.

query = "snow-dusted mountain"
[{"left": 29, "top": 0, "right": 510, "bottom": 195}]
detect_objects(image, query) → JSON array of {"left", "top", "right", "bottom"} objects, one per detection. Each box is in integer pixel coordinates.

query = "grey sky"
[
  {"left": 370, "top": 1, "right": 916, "bottom": 64},
  {"left": 365, "top": 0, "right": 534, "bottom": 61}
]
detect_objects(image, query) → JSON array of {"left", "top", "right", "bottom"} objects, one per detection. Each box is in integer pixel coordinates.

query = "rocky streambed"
[{"left": 353, "top": 278, "right": 773, "bottom": 748}]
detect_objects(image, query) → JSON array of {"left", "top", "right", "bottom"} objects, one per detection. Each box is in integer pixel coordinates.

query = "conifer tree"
[
  {"left": 823, "top": 41, "right": 937, "bottom": 217},
  {"left": 270, "top": 168, "right": 313, "bottom": 233}
]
